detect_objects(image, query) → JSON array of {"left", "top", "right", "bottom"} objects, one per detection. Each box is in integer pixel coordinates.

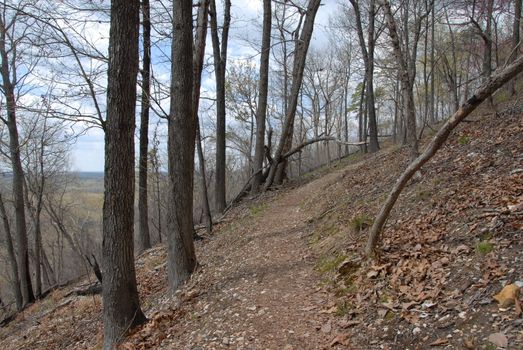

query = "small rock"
[
  {"left": 412, "top": 327, "right": 421, "bottom": 335},
  {"left": 321, "top": 321, "right": 332, "bottom": 334},
  {"left": 488, "top": 332, "right": 508, "bottom": 348}
]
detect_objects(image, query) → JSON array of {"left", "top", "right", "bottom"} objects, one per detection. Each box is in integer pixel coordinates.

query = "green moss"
[
  {"left": 250, "top": 203, "right": 268, "bottom": 216},
  {"left": 458, "top": 134, "right": 470, "bottom": 145},
  {"left": 476, "top": 240, "right": 494, "bottom": 255},
  {"left": 317, "top": 254, "right": 347, "bottom": 274},
  {"left": 349, "top": 213, "right": 373, "bottom": 232},
  {"left": 335, "top": 300, "right": 351, "bottom": 316}
]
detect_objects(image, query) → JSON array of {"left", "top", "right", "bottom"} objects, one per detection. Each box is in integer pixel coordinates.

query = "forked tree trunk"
[
  {"left": 167, "top": 0, "right": 197, "bottom": 291},
  {"left": 263, "top": 0, "right": 321, "bottom": 190},
  {"left": 138, "top": 0, "right": 152, "bottom": 252},
  {"left": 102, "top": 1, "right": 146, "bottom": 347},
  {"left": 366, "top": 54, "right": 523, "bottom": 257},
  {"left": 251, "top": 0, "right": 272, "bottom": 194}
]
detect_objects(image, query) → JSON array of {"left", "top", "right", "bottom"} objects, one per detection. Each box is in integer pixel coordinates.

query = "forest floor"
[{"left": 0, "top": 100, "right": 522, "bottom": 350}]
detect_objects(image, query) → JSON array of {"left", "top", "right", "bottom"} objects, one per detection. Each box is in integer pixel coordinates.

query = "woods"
[{"left": 0, "top": 0, "right": 522, "bottom": 347}]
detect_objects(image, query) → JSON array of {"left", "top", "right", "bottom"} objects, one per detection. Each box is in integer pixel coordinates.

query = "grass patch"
[
  {"left": 476, "top": 240, "right": 494, "bottom": 255},
  {"left": 250, "top": 203, "right": 268, "bottom": 216},
  {"left": 458, "top": 134, "right": 470, "bottom": 145},
  {"left": 416, "top": 189, "right": 432, "bottom": 202},
  {"left": 335, "top": 300, "right": 351, "bottom": 316},
  {"left": 317, "top": 254, "right": 347, "bottom": 274},
  {"left": 349, "top": 213, "right": 373, "bottom": 232}
]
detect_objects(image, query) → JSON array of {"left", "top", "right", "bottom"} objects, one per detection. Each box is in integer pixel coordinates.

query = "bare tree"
[
  {"left": 210, "top": 0, "right": 231, "bottom": 212},
  {"left": 0, "top": 1, "right": 36, "bottom": 306},
  {"left": 251, "top": 0, "right": 272, "bottom": 193},
  {"left": 166, "top": 0, "right": 197, "bottom": 291},
  {"left": 193, "top": 0, "right": 213, "bottom": 234},
  {"left": 102, "top": 0, "right": 146, "bottom": 347},
  {"left": 366, "top": 54, "right": 523, "bottom": 256},
  {"left": 138, "top": 0, "right": 152, "bottom": 252},
  {"left": 264, "top": 0, "right": 321, "bottom": 189}
]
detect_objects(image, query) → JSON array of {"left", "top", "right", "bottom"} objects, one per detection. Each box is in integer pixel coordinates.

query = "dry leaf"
[
  {"left": 515, "top": 297, "right": 522, "bottom": 317},
  {"left": 463, "top": 338, "right": 476, "bottom": 349},
  {"left": 430, "top": 338, "right": 448, "bottom": 346},
  {"left": 330, "top": 333, "right": 350, "bottom": 347},
  {"left": 493, "top": 284, "right": 520, "bottom": 308},
  {"left": 488, "top": 332, "right": 508, "bottom": 348}
]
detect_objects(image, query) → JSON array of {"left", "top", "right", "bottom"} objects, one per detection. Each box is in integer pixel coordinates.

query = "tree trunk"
[
  {"left": 138, "top": 0, "right": 152, "bottom": 252},
  {"left": 510, "top": 0, "right": 522, "bottom": 96},
  {"left": 0, "top": 24, "right": 34, "bottom": 305},
  {"left": 263, "top": 0, "right": 321, "bottom": 190},
  {"left": 366, "top": 53, "right": 523, "bottom": 256},
  {"left": 193, "top": 0, "right": 212, "bottom": 233},
  {"left": 0, "top": 193, "right": 22, "bottom": 310},
  {"left": 210, "top": 0, "right": 231, "bottom": 212},
  {"left": 380, "top": 0, "right": 419, "bottom": 160},
  {"left": 167, "top": 0, "right": 197, "bottom": 291},
  {"left": 102, "top": 1, "right": 146, "bottom": 347},
  {"left": 251, "top": 0, "right": 272, "bottom": 194}
]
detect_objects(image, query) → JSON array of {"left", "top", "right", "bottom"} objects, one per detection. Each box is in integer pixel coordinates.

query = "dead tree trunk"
[
  {"left": 366, "top": 54, "right": 523, "bottom": 257},
  {"left": 510, "top": 0, "right": 522, "bottom": 96}
]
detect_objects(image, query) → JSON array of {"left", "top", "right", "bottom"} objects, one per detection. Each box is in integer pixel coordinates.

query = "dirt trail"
[{"left": 164, "top": 168, "right": 349, "bottom": 349}]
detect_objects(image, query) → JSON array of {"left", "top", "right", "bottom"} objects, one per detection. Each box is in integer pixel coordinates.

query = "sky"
[{"left": 71, "top": 0, "right": 339, "bottom": 172}]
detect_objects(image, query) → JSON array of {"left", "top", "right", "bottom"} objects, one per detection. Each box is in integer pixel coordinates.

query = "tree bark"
[
  {"left": 380, "top": 0, "right": 420, "bottom": 160},
  {"left": 510, "top": 0, "right": 522, "bottom": 96},
  {"left": 210, "top": 0, "right": 231, "bottom": 212},
  {"left": 0, "top": 193, "right": 22, "bottom": 310},
  {"left": 366, "top": 53, "right": 523, "bottom": 256},
  {"left": 0, "top": 18, "right": 35, "bottom": 306},
  {"left": 193, "top": 0, "right": 212, "bottom": 233},
  {"left": 251, "top": 0, "right": 272, "bottom": 194},
  {"left": 138, "top": 0, "right": 152, "bottom": 252},
  {"left": 102, "top": 1, "right": 146, "bottom": 347},
  {"left": 167, "top": 0, "right": 197, "bottom": 291}
]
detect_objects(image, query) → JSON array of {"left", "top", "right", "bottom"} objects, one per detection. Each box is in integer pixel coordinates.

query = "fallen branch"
[
  {"left": 283, "top": 137, "right": 366, "bottom": 159},
  {"left": 366, "top": 53, "right": 523, "bottom": 257}
]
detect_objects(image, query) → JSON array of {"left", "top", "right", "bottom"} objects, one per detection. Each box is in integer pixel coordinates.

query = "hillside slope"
[{"left": 0, "top": 102, "right": 521, "bottom": 350}]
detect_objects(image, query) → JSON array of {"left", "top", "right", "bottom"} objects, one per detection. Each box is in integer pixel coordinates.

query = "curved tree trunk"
[{"left": 366, "top": 54, "right": 523, "bottom": 256}]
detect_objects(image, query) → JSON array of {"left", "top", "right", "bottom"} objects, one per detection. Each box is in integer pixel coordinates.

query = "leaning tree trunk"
[
  {"left": 251, "top": 0, "right": 272, "bottom": 194},
  {"left": 263, "top": 0, "right": 321, "bottom": 190},
  {"left": 102, "top": 1, "right": 146, "bottom": 348},
  {"left": 193, "top": 0, "right": 212, "bottom": 233},
  {"left": 210, "top": 0, "right": 231, "bottom": 213},
  {"left": 167, "top": 0, "right": 197, "bottom": 291},
  {"left": 366, "top": 53, "right": 523, "bottom": 257},
  {"left": 138, "top": 0, "right": 152, "bottom": 252},
  {"left": 0, "top": 48, "right": 34, "bottom": 306}
]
